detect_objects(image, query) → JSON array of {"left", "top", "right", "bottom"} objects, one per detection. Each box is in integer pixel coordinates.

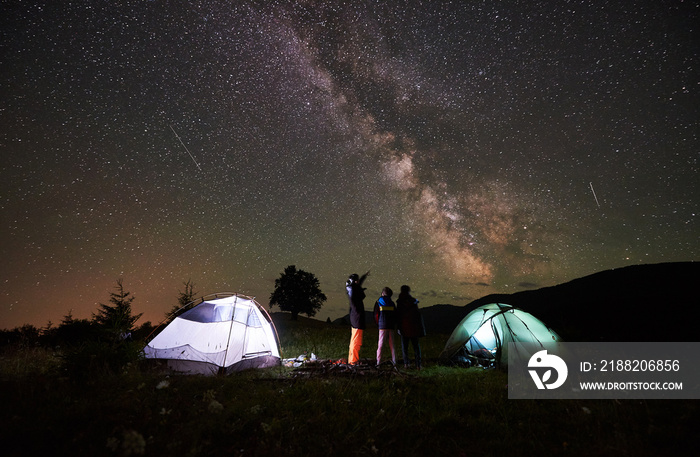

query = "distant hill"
[
  {"left": 459, "top": 262, "right": 699, "bottom": 342},
  {"left": 331, "top": 262, "right": 699, "bottom": 341}
]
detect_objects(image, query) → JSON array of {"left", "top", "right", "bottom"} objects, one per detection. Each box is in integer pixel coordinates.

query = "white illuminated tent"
[
  {"left": 144, "top": 293, "right": 281, "bottom": 375},
  {"left": 440, "top": 303, "right": 561, "bottom": 368}
]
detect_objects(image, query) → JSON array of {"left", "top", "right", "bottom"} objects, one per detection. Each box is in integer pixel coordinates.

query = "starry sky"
[{"left": 1, "top": 1, "right": 697, "bottom": 330}]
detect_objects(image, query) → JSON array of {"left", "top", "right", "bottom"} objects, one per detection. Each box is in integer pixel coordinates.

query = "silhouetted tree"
[
  {"left": 93, "top": 279, "right": 142, "bottom": 338},
  {"left": 45, "top": 311, "right": 100, "bottom": 346},
  {"left": 269, "top": 265, "right": 326, "bottom": 320},
  {"left": 165, "top": 280, "right": 198, "bottom": 324}
]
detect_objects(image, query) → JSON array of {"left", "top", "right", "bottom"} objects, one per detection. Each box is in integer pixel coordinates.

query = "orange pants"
[{"left": 348, "top": 328, "right": 363, "bottom": 364}]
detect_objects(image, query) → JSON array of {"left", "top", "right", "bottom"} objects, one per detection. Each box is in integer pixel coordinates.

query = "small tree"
[
  {"left": 48, "top": 311, "right": 100, "bottom": 346},
  {"left": 269, "top": 265, "right": 327, "bottom": 320},
  {"left": 165, "top": 280, "right": 198, "bottom": 324},
  {"left": 93, "top": 279, "right": 142, "bottom": 338}
]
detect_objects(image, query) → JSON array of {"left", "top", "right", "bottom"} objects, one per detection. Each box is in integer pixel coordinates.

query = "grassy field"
[{"left": 1, "top": 314, "right": 696, "bottom": 456}]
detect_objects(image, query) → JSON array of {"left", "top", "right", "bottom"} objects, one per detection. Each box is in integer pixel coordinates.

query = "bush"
[
  {"left": 0, "top": 325, "right": 41, "bottom": 348},
  {"left": 59, "top": 339, "right": 143, "bottom": 380}
]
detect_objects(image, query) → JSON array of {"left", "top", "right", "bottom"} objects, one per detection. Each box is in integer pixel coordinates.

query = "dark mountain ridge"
[{"left": 445, "top": 262, "right": 699, "bottom": 341}]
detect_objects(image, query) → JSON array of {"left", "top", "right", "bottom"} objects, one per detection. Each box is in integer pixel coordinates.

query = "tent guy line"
[{"left": 170, "top": 125, "right": 202, "bottom": 171}]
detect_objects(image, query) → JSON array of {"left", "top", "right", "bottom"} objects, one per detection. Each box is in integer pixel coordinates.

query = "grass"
[
  {"left": 1, "top": 314, "right": 697, "bottom": 456},
  {"left": 273, "top": 314, "right": 447, "bottom": 363}
]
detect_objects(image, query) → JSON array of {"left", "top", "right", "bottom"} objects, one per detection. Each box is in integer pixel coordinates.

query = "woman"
[{"left": 346, "top": 271, "right": 369, "bottom": 364}]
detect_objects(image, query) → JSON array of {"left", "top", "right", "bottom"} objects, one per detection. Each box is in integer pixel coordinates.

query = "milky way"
[{"left": 1, "top": 1, "right": 697, "bottom": 329}]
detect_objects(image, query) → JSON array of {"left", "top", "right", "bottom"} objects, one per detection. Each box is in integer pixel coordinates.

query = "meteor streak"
[
  {"left": 170, "top": 125, "right": 202, "bottom": 171},
  {"left": 589, "top": 182, "right": 601, "bottom": 208}
]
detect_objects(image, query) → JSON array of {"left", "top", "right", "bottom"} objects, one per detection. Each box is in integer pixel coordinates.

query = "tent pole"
[
  {"left": 255, "top": 298, "right": 282, "bottom": 358},
  {"left": 221, "top": 294, "right": 239, "bottom": 375}
]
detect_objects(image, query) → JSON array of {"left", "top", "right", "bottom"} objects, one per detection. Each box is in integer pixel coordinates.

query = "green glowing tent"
[{"left": 440, "top": 303, "right": 561, "bottom": 368}]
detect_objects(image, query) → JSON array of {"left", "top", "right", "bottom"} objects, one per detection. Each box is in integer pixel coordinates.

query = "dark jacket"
[
  {"left": 396, "top": 292, "right": 424, "bottom": 338},
  {"left": 373, "top": 296, "right": 396, "bottom": 330},
  {"left": 347, "top": 283, "right": 366, "bottom": 329}
]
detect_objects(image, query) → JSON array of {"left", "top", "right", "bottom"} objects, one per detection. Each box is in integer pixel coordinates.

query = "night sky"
[{"left": 2, "top": 1, "right": 697, "bottom": 330}]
